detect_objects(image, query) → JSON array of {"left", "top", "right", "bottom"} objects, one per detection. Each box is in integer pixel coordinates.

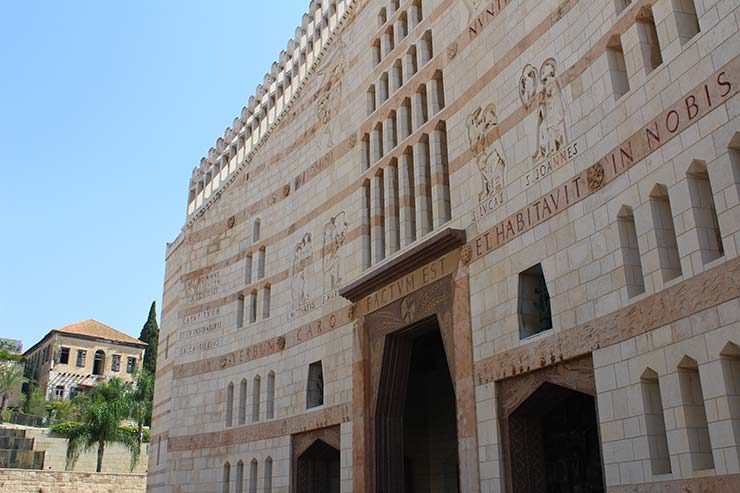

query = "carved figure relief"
[
  {"left": 519, "top": 58, "right": 568, "bottom": 162},
  {"left": 291, "top": 233, "right": 313, "bottom": 311},
  {"left": 314, "top": 33, "right": 347, "bottom": 151},
  {"left": 322, "top": 212, "right": 349, "bottom": 292},
  {"left": 461, "top": 0, "right": 487, "bottom": 20},
  {"left": 466, "top": 103, "right": 507, "bottom": 201}
]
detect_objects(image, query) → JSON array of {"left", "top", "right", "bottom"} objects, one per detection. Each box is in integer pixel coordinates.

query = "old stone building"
[
  {"left": 149, "top": 0, "right": 740, "bottom": 491},
  {"left": 24, "top": 320, "right": 146, "bottom": 401}
]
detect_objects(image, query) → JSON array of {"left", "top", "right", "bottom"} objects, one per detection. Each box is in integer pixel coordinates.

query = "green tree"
[
  {"left": 130, "top": 370, "right": 154, "bottom": 452},
  {"left": 0, "top": 363, "right": 25, "bottom": 423},
  {"left": 63, "top": 378, "right": 140, "bottom": 472},
  {"left": 22, "top": 384, "right": 46, "bottom": 416},
  {"left": 139, "top": 301, "right": 159, "bottom": 374}
]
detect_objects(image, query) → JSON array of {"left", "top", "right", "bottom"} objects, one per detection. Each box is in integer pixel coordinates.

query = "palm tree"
[
  {"left": 0, "top": 363, "right": 25, "bottom": 423},
  {"left": 64, "top": 378, "right": 140, "bottom": 472}
]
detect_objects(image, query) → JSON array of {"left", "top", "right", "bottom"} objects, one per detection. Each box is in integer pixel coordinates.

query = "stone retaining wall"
[{"left": 0, "top": 469, "right": 146, "bottom": 493}]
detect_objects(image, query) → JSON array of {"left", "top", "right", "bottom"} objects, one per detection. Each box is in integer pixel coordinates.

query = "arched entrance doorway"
[
  {"left": 507, "top": 382, "right": 604, "bottom": 493},
  {"left": 375, "top": 318, "right": 459, "bottom": 493},
  {"left": 295, "top": 439, "right": 340, "bottom": 493}
]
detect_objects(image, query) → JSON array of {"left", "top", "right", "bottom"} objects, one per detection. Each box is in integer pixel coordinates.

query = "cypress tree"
[{"left": 139, "top": 301, "right": 159, "bottom": 374}]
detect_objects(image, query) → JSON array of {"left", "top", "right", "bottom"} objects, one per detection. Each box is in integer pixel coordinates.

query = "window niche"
[
  {"left": 306, "top": 361, "right": 325, "bottom": 409},
  {"left": 687, "top": 160, "right": 724, "bottom": 264},
  {"left": 641, "top": 368, "right": 671, "bottom": 475},
  {"left": 677, "top": 356, "right": 714, "bottom": 471},
  {"left": 518, "top": 264, "right": 553, "bottom": 339}
]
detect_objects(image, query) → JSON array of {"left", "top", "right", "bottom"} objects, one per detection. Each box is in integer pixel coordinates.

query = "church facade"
[{"left": 149, "top": 0, "right": 740, "bottom": 491}]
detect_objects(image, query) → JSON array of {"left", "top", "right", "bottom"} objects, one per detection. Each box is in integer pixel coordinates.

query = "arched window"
[
  {"left": 636, "top": 7, "right": 663, "bottom": 73},
  {"left": 649, "top": 184, "right": 682, "bottom": 282},
  {"left": 225, "top": 382, "right": 235, "bottom": 427},
  {"left": 606, "top": 35, "right": 629, "bottom": 99},
  {"left": 236, "top": 460, "right": 245, "bottom": 493},
  {"left": 266, "top": 371, "right": 276, "bottom": 419},
  {"left": 640, "top": 368, "right": 671, "bottom": 474},
  {"left": 687, "top": 160, "right": 723, "bottom": 263},
  {"left": 223, "top": 462, "right": 231, "bottom": 493},
  {"left": 92, "top": 350, "right": 106, "bottom": 376},
  {"left": 238, "top": 379, "right": 248, "bottom": 425},
  {"left": 617, "top": 205, "right": 645, "bottom": 297},
  {"left": 252, "top": 375, "right": 261, "bottom": 423},
  {"left": 262, "top": 285, "right": 271, "bottom": 319},
  {"left": 673, "top": 0, "right": 700, "bottom": 44},
  {"left": 249, "top": 459, "right": 258, "bottom": 493},
  {"left": 249, "top": 290, "right": 258, "bottom": 324},
  {"left": 245, "top": 254, "right": 253, "bottom": 284},
  {"left": 263, "top": 457, "right": 273, "bottom": 493},
  {"left": 677, "top": 356, "right": 713, "bottom": 470}
]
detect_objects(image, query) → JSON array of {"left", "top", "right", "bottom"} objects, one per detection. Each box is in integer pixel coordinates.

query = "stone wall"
[{"left": 0, "top": 469, "right": 146, "bottom": 493}]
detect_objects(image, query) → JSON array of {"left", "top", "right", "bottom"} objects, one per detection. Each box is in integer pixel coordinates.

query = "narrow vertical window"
[
  {"left": 225, "top": 382, "right": 234, "bottom": 427},
  {"left": 223, "top": 462, "right": 231, "bottom": 493},
  {"left": 617, "top": 206, "right": 645, "bottom": 297},
  {"left": 236, "top": 460, "right": 244, "bottom": 493},
  {"left": 367, "top": 86, "right": 376, "bottom": 115},
  {"left": 677, "top": 356, "right": 714, "bottom": 470},
  {"left": 361, "top": 134, "right": 370, "bottom": 173},
  {"left": 253, "top": 219, "right": 261, "bottom": 243},
  {"left": 386, "top": 160, "right": 401, "bottom": 256},
  {"left": 245, "top": 254, "right": 253, "bottom": 284},
  {"left": 165, "top": 334, "right": 170, "bottom": 359},
  {"left": 687, "top": 160, "right": 723, "bottom": 263},
  {"left": 249, "top": 459, "right": 258, "bottom": 493},
  {"left": 361, "top": 180, "right": 372, "bottom": 270},
  {"left": 306, "top": 361, "right": 324, "bottom": 409},
  {"left": 252, "top": 375, "right": 261, "bottom": 423},
  {"left": 262, "top": 285, "right": 271, "bottom": 319},
  {"left": 402, "top": 147, "right": 417, "bottom": 246},
  {"left": 636, "top": 7, "right": 663, "bottom": 73},
  {"left": 606, "top": 35, "right": 629, "bottom": 99},
  {"left": 720, "top": 342, "right": 740, "bottom": 446},
  {"left": 649, "top": 185, "right": 682, "bottom": 282},
  {"left": 236, "top": 296, "right": 245, "bottom": 328},
  {"left": 156, "top": 437, "right": 161, "bottom": 465},
  {"left": 518, "top": 264, "right": 553, "bottom": 339},
  {"left": 372, "top": 170, "right": 386, "bottom": 264},
  {"left": 249, "top": 290, "right": 258, "bottom": 324},
  {"left": 420, "top": 30, "right": 433, "bottom": 65},
  {"left": 263, "top": 457, "right": 273, "bottom": 493},
  {"left": 672, "top": 0, "right": 700, "bottom": 44},
  {"left": 615, "top": 0, "right": 632, "bottom": 15},
  {"left": 641, "top": 368, "right": 671, "bottom": 474},
  {"left": 238, "top": 379, "right": 248, "bottom": 425},
  {"left": 266, "top": 371, "right": 275, "bottom": 419},
  {"left": 256, "top": 247, "right": 266, "bottom": 279}
]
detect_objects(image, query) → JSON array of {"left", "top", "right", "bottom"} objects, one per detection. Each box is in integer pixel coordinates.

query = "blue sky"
[{"left": 0, "top": 1, "right": 308, "bottom": 348}]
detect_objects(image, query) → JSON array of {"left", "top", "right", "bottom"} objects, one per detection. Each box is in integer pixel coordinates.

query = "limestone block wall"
[
  {"left": 150, "top": 0, "right": 740, "bottom": 491},
  {"left": 0, "top": 470, "right": 146, "bottom": 493},
  {"left": 18, "top": 427, "right": 149, "bottom": 474}
]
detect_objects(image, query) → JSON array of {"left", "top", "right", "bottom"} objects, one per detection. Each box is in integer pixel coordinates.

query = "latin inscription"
[
  {"left": 466, "top": 0, "right": 510, "bottom": 39},
  {"left": 185, "top": 272, "right": 221, "bottom": 303},
  {"left": 522, "top": 140, "right": 581, "bottom": 187},
  {"left": 471, "top": 63, "right": 737, "bottom": 261}
]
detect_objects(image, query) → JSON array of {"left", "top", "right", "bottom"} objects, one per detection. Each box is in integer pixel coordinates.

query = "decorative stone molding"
[{"left": 447, "top": 42, "right": 458, "bottom": 59}]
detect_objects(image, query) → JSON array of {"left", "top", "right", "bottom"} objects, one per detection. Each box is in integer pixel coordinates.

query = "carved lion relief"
[
  {"left": 466, "top": 103, "right": 507, "bottom": 202},
  {"left": 519, "top": 58, "right": 569, "bottom": 162}
]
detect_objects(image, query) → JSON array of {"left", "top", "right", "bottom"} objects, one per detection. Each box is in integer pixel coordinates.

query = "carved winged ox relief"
[
  {"left": 313, "top": 32, "right": 347, "bottom": 151},
  {"left": 291, "top": 233, "right": 313, "bottom": 311},
  {"left": 466, "top": 103, "right": 507, "bottom": 202},
  {"left": 519, "top": 58, "right": 569, "bottom": 162},
  {"left": 322, "top": 211, "right": 349, "bottom": 292}
]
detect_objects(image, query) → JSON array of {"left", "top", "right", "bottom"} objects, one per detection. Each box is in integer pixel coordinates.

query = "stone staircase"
[{"left": 0, "top": 428, "right": 45, "bottom": 470}]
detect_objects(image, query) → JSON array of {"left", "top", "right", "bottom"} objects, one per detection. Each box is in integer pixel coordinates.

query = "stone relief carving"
[
  {"left": 519, "top": 58, "right": 568, "bottom": 162},
  {"left": 466, "top": 103, "right": 507, "bottom": 202},
  {"left": 313, "top": 33, "right": 347, "bottom": 151},
  {"left": 461, "top": 0, "right": 487, "bottom": 20},
  {"left": 291, "top": 233, "right": 313, "bottom": 311},
  {"left": 322, "top": 211, "right": 349, "bottom": 292}
]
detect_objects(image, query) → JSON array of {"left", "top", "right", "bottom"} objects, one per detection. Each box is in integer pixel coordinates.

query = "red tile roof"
[{"left": 54, "top": 319, "right": 147, "bottom": 348}]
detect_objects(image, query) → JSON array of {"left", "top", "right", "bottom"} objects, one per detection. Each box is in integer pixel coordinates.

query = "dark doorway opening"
[
  {"left": 296, "top": 439, "right": 340, "bottom": 493},
  {"left": 508, "top": 383, "right": 604, "bottom": 493},
  {"left": 92, "top": 350, "right": 105, "bottom": 376},
  {"left": 376, "top": 318, "right": 459, "bottom": 493}
]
